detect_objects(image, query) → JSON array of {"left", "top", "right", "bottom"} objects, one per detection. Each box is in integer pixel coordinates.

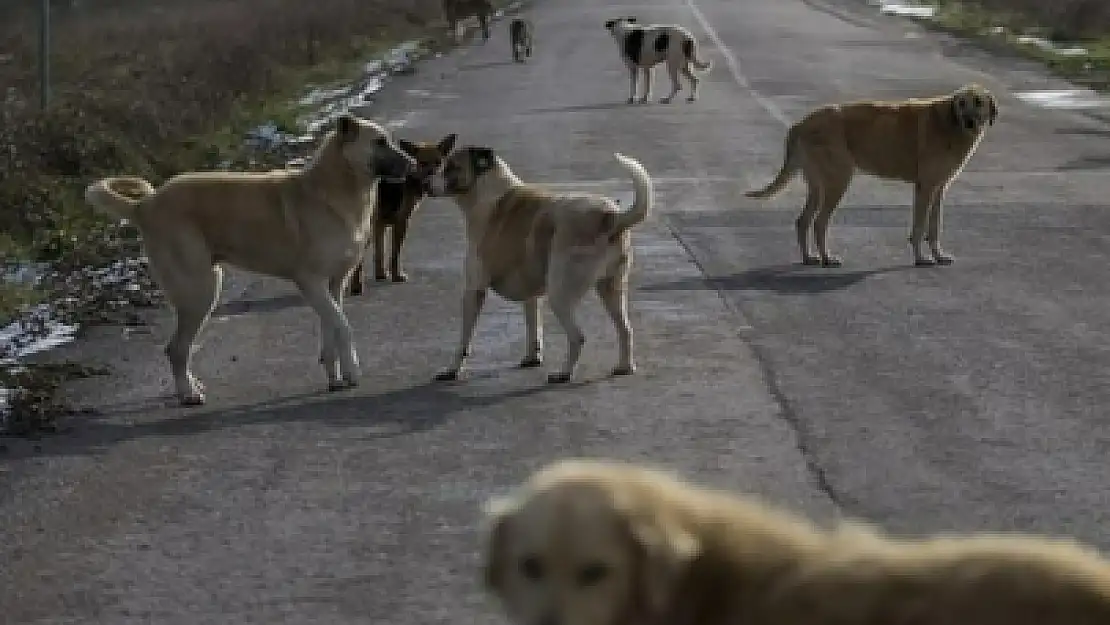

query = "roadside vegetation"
[
  {"left": 0, "top": 0, "right": 474, "bottom": 435},
  {"left": 923, "top": 0, "right": 1110, "bottom": 89}
]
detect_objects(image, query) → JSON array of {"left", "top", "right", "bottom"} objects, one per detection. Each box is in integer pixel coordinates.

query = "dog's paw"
[
  {"left": 660, "top": 96, "right": 673, "bottom": 104},
  {"left": 914, "top": 257, "right": 937, "bottom": 267},
  {"left": 820, "top": 256, "right": 843, "bottom": 268},
  {"left": 348, "top": 283, "right": 364, "bottom": 296},
  {"left": 179, "top": 393, "right": 206, "bottom": 407},
  {"left": 328, "top": 379, "right": 351, "bottom": 392},
  {"left": 626, "top": 97, "right": 636, "bottom": 104},
  {"left": 637, "top": 97, "right": 650, "bottom": 104},
  {"left": 519, "top": 356, "right": 543, "bottom": 368},
  {"left": 686, "top": 95, "right": 697, "bottom": 102},
  {"left": 611, "top": 364, "right": 636, "bottom": 376},
  {"left": 547, "top": 372, "right": 573, "bottom": 384},
  {"left": 435, "top": 369, "right": 461, "bottom": 382},
  {"left": 801, "top": 256, "right": 822, "bottom": 266},
  {"left": 374, "top": 273, "right": 389, "bottom": 282},
  {"left": 391, "top": 272, "right": 409, "bottom": 283},
  {"left": 932, "top": 253, "right": 955, "bottom": 266}
]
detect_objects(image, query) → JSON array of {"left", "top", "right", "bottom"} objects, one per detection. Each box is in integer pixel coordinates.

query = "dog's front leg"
[
  {"left": 519, "top": 297, "right": 544, "bottom": 368},
  {"left": 435, "top": 287, "right": 487, "bottom": 381},
  {"left": 373, "top": 219, "right": 390, "bottom": 281},
  {"left": 925, "top": 183, "right": 954, "bottom": 265},
  {"left": 639, "top": 67, "right": 652, "bottom": 104},
  {"left": 300, "top": 277, "right": 360, "bottom": 390},
  {"left": 627, "top": 66, "right": 638, "bottom": 104},
  {"left": 389, "top": 219, "right": 410, "bottom": 282},
  {"left": 909, "top": 181, "right": 936, "bottom": 267}
]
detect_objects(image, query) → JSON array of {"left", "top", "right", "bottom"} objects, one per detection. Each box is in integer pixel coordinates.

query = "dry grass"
[{"left": 965, "top": 0, "right": 1110, "bottom": 41}]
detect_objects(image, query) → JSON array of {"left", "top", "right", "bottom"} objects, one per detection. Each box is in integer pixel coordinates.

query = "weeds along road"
[{"left": 4, "top": 0, "right": 1110, "bottom": 622}]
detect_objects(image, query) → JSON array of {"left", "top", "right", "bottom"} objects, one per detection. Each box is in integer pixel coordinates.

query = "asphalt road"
[{"left": 4, "top": 0, "right": 1110, "bottom": 622}]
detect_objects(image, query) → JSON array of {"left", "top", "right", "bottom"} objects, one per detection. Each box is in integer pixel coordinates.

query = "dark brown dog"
[{"left": 349, "top": 133, "right": 457, "bottom": 295}]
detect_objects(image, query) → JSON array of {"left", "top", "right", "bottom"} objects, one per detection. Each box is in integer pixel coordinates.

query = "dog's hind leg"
[
  {"left": 519, "top": 297, "right": 544, "bottom": 368},
  {"left": 436, "top": 288, "right": 487, "bottom": 381},
  {"left": 627, "top": 67, "right": 638, "bottom": 104},
  {"left": 661, "top": 62, "right": 682, "bottom": 103},
  {"left": 547, "top": 261, "right": 594, "bottom": 383},
  {"left": 925, "top": 182, "right": 954, "bottom": 265},
  {"left": 796, "top": 181, "right": 822, "bottom": 266},
  {"left": 373, "top": 219, "right": 390, "bottom": 281},
  {"left": 299, "top": 277, "right": 360, "bottom": 390},
  {"left": 597, "top": 261, "right": 634, "bottom": 376},
  {"left": 639, "top": 68, "right": 653, "bottom": 104},
  {"left": 682, "top": 63, "right": 700, "bottom": 102},
  {"left": 389, "top": 219, "right": 410, "bottom": 282},
  {"left": 812, "top": 161, "right": 851, "bottom": 268},
  {"left": 162, "top": 263, "right": 222, "bottom": 406}
]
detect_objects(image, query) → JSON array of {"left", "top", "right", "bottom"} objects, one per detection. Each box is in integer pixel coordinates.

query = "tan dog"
[
  {"left": 604, "top": 17, "right": 712, "bottom": 104},
  {"left": 348, "top": 133, "right": 457, "bottom": 294},
  {"left": 745, "top": 84, "right": 998, "bottom": 267},
  {"left": 483, "top": 458, "right": 1110, "bottom": 625},
  {"left": 84, "top": 115, "right": 416, "bottom": 405},
  {"left": 428, "top": 147, "right": 653, "bottom": 383}
]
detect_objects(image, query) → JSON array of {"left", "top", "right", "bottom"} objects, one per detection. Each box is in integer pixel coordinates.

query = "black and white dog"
[
  {"left": 604, "top": 16, "right": 712, "bottom": 104},
  {"left": 510, "top": 18, "right": 534, "bottom": 62}
]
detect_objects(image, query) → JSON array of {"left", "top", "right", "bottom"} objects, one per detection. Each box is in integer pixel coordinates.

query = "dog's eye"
[
  {"left": 577, "top": 563, "right": 609, "bottom": 587},
  {"left": 520, "top": 556, "right": 544, "bottom": 581}
]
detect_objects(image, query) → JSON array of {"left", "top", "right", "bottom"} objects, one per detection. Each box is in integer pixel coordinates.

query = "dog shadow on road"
[
  {"left": 640, "top": 264, "right": 910, "bottom": 296},
  {"left": 6, "top": 380, "right": 553, "bottom": 460},
  {"left": 526, "top": 102, "right": 634, "bottom": 115},
  {"left": 458, "top": 59, "right": 518, "bottom": 71}
]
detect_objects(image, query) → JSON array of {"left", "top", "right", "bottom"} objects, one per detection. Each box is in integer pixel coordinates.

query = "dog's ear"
[
  {"left": 335, "top": 114, "right": 359, "bottom": 142},
  {"left": 470, "top": 146, "right": 497, "bottom": 172},
  {"left": 988, "top": 94, "right": 998, "bottom": 126},
  {"left": 625, "top": 16, "right": 638, "bottom": 23},
  {"left": 624, "top": 509, "right": 700, "bottom": 618},
  {"left": 481, "top": 494, "right": 517, "bottom": 593},
  {"left": 398, "top": 138, "right": 420, "bottom": 157},
  {"left": 438, "top": 133, "right": 459, "bottom": 156},
  {"left": 605, "top": 18, "right": 617, "bottom": 29}
]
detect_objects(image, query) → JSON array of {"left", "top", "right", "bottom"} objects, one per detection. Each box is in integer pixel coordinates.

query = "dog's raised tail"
[
  {"left": 745, "top": 127, "right": 800, "bottom": 200},
  {"left": 682, "top": 38, "right": 712, "bottom": 71},
  {"left": 608, "top": 152, "right": 654, "bottom": 234},
  {"left": 85, "top": 176, "right": 156, "bottom": 221}
]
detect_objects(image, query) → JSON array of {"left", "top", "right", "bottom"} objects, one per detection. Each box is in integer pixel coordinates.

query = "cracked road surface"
[{"left": 4, "top": 0, "right": 1110, "bottom": 622}]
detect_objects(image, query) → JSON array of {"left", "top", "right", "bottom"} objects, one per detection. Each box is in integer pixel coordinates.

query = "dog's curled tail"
[
  {"left": 682, "top": 38, "right": 712, "bottom": 71},
  {"left": 85, "top": 176, "right": 156, "bottom": 221},
  {"left": 607, "top": 152, "right": 654, "bottom": 235},
  {"left": 745, "top": 127, "right": 800, "bottom": 200}
]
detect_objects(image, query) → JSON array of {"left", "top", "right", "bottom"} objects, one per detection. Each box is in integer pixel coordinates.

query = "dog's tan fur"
[
  {"left": 605, "top": 17, "right": 712, "bottom": 104},
  {"left": 84, "top": 115, "right": 415, "bottom": 405},
  {"left": 349, "top": 133, "right": 457, "bottom": 294},
  {"left": 745, "top": 84, "right": 998, "bottom": 267},
  {"left": 483, "top": 458, "right": 1110, "bottom": 625},
  {"left": 429, "top": 147, "right": 653, "bottom": 383}
]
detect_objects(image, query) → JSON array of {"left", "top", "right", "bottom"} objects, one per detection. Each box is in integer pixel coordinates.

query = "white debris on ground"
[
  {"left": 1014, "top": 35, "right": 1088, "bottom": 58},
  {"left": 866, "top": 0, "right": 937, "bottom": 19}
]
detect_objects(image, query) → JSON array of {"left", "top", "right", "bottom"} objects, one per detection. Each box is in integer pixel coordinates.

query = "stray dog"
[
  {"left": 510, "top": 18, "right": 534, "bottom": 62},
  {"left": 443, "top": 0, "right": 493, "bottom": 43},
  {"left": 349, "top": 133, "right": 457, "bottom": 294},
  {"left": 428, "top": 147, "right": 654, "bottom": 383},
  {"left": 745, "top": 83, "right": 998, "bottom": 267},
  {"left": 483, "top": 458, "right": 1110, "bottom": 625},
  {"left": 84, "top": 115, "right": 415, "bottom": 405},
  {"left": 604, "top": 16, "right": 712, "bottom": 104}
]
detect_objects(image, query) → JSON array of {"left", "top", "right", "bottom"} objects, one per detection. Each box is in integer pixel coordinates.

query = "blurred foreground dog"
[
  {"left": 510, "top": 18, "right": 534, "bottom": 62},
  {"left": 604, "top": 16, "right": 712, "bottom": 104},
  {"left": 85, "top": 115, "right": 415, "bottom": 405},
  {"left": 746, "top": 84, "right": 998, "bottom": 267},
  {"left": 444, "top": 0, "right": 493, "bottom": 43},
  {"left": 428, "top": 148, "right": 653, "bottom": 383},
  {"left": 349, "top": 133, "right": 457, "bottom": 294},
  {"left": 483, "top": 458, "right": 1110, "bottom": 625}
]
